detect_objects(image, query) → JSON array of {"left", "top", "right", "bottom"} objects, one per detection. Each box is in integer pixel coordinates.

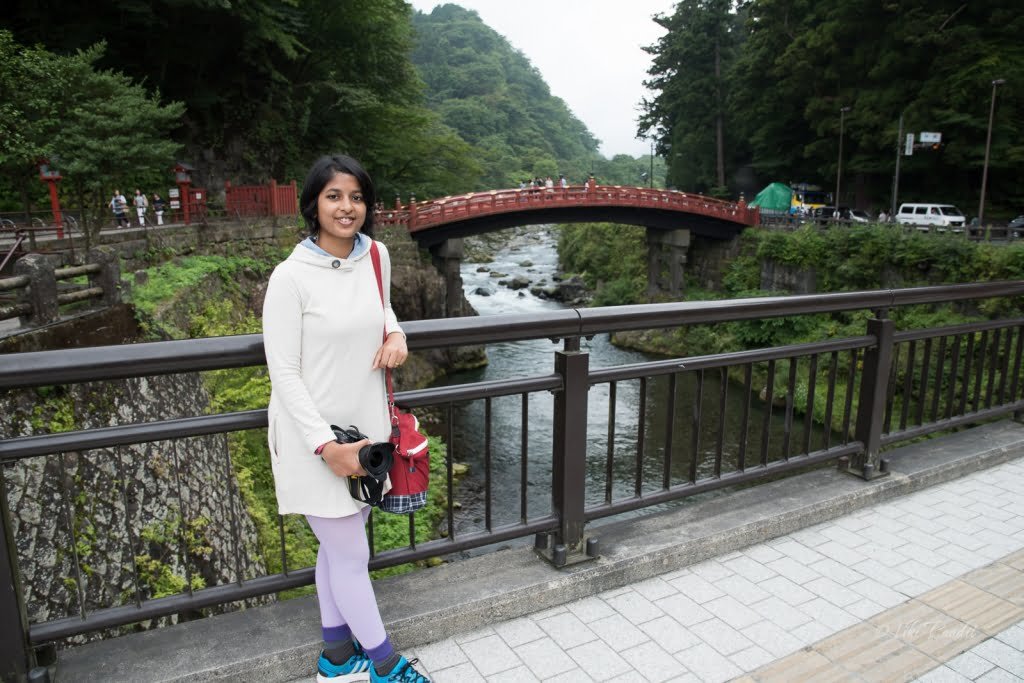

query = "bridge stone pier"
[
  {"left": 429, "top": 238, "right": 464, "bottom": 318},
  {"left": 646, "top": 228, "right": 691, "bottom": 297}
]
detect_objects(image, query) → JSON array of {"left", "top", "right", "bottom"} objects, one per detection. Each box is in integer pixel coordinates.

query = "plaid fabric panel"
[{"left": 380, "top": 491, "right": 427, "bottom": 514}]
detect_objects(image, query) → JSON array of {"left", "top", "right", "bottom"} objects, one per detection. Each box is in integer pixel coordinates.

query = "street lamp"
[
  {"left": 834, "top": 106, "right": 852, "bottom": 219},
  {"left": 978, "top": 78, "right": 1006, "bottom": 226}
]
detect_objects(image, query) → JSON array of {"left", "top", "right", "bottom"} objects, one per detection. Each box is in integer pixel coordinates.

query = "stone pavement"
[{"left": 364, "top": 458, "right": 1024, "bottom": 682}]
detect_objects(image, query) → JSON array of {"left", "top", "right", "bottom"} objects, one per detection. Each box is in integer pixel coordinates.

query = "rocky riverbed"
[{"left": 463, "top": 225, "right": 591, "bottom": 307}]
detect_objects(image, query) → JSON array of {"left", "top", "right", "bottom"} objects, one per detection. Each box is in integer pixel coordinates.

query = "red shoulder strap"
[
  {"left": 369, "top": 241, "right": 399, "bottom": 420},
  {"left": 370, "top": 241, "right": 385, "bottom": 305}
]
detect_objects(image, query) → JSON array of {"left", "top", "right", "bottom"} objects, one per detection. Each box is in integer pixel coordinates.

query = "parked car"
[
  {"left": 809, "top": 206, "right": 869, "bottom": 223},
  {"left": 895, "top": 203, "right": 966, "bottom": 233},
  {"left": 1009, "top": 215, "right": 1024, "bottom": 238}
]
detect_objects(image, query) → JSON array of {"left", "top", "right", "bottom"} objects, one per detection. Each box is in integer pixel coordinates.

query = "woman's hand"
[
  {"left": 320, "top": 439, "right": 369, "bottom": 478},
  {"left": 372, "top": 331, "right": 408, "bottom": 370}
]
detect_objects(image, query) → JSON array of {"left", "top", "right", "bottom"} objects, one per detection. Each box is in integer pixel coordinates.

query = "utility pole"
[
  {"left": 978, "top": 78, "right": 1006, "bottom": 226},
  {"left": 649, "top": 139, "right": 654, "bottom": 188},
  {"left": 834, "top": 106, "right": 851, "bottom": 217},
  {"left": 891, "top": 113, "right": 903, "bottom": 218}
]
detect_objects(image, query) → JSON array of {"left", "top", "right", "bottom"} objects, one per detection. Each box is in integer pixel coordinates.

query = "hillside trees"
[
  {"left": 411, "top": 4, "right": 601, "bottom": 188},
  {"left": 0, "top": 0, "right": 480, "bottom": 197},
  {"left": 640, "top": 0, "right": 744, "bottom": 196},
  {"left": 0, "top": 31, "right": 184, "bottom": 240},
  {"left": 643, "top": 0, "right": 1024, "bottom": 215}
]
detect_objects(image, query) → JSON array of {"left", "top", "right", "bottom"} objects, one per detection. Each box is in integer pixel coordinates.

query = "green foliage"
[
  {"left": 558, "top": 223, "right": 648, "bottom": 305},
  {"left": 0, "top": 31, "right": 184, "bottom": 235},
  {"left": 643, "top": 0, "right": 1024, "bottom": 215},
  {"left": 640, "top": 0, "right": 742, "bottom": 192},
  {"left": 751, "top": 225, "right": 1024, "bottom": 293},
  {"left": 411, "top": 5, "right": 603, "bottom": 190}
]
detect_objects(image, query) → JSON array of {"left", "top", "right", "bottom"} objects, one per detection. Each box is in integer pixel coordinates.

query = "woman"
[{"left": 262, "top": 154, "right": 430, "bottom": 683}]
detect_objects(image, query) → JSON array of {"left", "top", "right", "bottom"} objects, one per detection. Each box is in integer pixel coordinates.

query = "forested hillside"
[
  {"left": 411, "top": 4, "right": 600, "bottom": 188},
  {"left": 1, "top": 0, "right": 663, "bottom": 221},
  {"left": 642, "top": 0, "right": 1024, "bottom": 216},
  {"left": 1, "top": 0, "right": 480, "bottom": 202}
]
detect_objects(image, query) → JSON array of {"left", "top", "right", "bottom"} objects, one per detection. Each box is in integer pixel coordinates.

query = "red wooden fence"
[{"left": 224, "top": 179, "right": 298, "bottom": 217}]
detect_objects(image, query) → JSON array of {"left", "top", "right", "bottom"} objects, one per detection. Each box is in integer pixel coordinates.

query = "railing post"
[
  {"left": 542, "top": 337, "right": 595, "bottom": 567},
  {"left": 87, "top": 248, "right": 121, "bottom": 306},
  {"left": 269, "top": 179, "right": 279, "bottom": 216},
  {"left": 14, "top": 254, "right": 57, "bottom": 327},
  {"left": 1, "top": 465, "right": 34, "bottom": 681},
  {"left": 848, "top": 316, "right": 895, "bottom": 479}
]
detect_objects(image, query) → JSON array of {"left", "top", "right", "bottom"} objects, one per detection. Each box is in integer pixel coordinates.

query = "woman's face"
[{"left": 315, "top": 171, "right": 366, "bottom": 256}]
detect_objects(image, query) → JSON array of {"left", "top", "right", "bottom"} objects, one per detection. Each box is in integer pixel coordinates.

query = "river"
[{"left": 431, "top": 226, "right": 830, "bottom": 541}]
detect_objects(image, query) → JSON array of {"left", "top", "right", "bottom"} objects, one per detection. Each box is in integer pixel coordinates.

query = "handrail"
[
  {"left": 5, "top": 280, "right": 1024, "bottom": 656},
  {"left": 2, "top": 281, "right": 1021, "bottom": 389}
]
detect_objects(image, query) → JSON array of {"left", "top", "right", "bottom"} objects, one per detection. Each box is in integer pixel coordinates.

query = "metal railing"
[{"left": 2, "top": 280, "right": 1024, "bottom": 679}]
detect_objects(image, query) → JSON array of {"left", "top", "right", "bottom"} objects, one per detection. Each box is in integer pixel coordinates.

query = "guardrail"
[{"left": 2, "top": 280, "right": 1024, "bottom": 679}]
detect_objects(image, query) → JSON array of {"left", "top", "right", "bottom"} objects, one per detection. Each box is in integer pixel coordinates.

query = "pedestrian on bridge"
[{"left": 262, "top": 153, "right": 430, "bottom": 683}]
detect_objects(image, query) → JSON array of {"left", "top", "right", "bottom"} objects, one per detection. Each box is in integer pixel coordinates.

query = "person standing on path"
[
  {"left": 262, "top": 154, "right": 430, "bottom": 683},
  {"left": 133, "top": 189, "right": 149, "bottom": 226},
  {"left": 110, "top": 190, "right": 129, "bottom": 228},
  {"left": 152, "top": 193, "right": 165, "bottom": 226}
]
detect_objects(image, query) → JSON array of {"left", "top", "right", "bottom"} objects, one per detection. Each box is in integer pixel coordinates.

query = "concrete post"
[
  {"left": 14, "top": 254, "right": 58, "bottom": 326},
  {"left": 87, "top": 247, "right": 121, "bottom": 306},
  {"left": 646, "top": 230, "right": 662, "bottom": 299},
  {"left": 646, "top": 228, "right": 690, "bottom": 297},
  {"left": 431, "top": 238, "right": 464, "bottom": 318}
]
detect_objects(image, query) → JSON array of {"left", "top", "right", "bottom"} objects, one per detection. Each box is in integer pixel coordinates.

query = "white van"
[{"left": 896, "top": 203, "right": 966, "bottom": 233}]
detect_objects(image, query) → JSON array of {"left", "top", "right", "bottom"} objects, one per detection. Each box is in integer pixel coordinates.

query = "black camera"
[{"left": 330, "top": 424, "right": 395, "bottom": 506}]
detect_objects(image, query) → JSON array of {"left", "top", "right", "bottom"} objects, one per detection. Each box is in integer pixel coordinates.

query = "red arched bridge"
[{"left": 376, "top": 184, "right": 759, "bottom": 247}]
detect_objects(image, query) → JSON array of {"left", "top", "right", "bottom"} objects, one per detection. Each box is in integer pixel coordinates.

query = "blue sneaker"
[
  {"left": 316, "top": 643, "right": 372, "bottom": 682},
  {"left": 369, "top": 656, "right": 430, "bottom": 683}
]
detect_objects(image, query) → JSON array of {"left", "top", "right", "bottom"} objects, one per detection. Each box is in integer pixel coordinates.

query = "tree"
[
  {"left": 641, "top": 0, "right": 742, "bottom": 194},
  {"left": 0, "top": 31, "right": 184, "bottom": 242}
]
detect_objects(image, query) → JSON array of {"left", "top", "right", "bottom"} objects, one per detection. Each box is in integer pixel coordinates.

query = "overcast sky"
[{"left": 409, "top": 0, "right": 678, "bottom": 159}]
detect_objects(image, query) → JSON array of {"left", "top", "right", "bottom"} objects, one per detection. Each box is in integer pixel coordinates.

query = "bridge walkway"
[
  {"left": 59, "top": 421, "right": 1024, "bottom": 683},
  {"left": 374, "top": 447, "right": 1023, "bottom": 683}
]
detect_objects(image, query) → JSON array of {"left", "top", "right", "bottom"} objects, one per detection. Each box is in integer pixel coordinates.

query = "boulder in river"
[
  {"left": 508, "top": 275, "right": 531, "bottom": 290},
  {"left": 473, "top": 287, "right": 493, "bottom": 296},
  {"left": 544, "top": 275, "right": 589, "bottom": 304}
]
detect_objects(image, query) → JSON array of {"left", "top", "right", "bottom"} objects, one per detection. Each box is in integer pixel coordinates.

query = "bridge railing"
[
  {"left": 374, "top": 185, "right": 757, "bottom": 231},
  {"left": 2, "top": 281, "right": 1024, "bottom": 678}
]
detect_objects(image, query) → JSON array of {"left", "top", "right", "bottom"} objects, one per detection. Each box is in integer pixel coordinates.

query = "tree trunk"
[{"left": 714, "top": 37, "right": 725, "bottom": 189}]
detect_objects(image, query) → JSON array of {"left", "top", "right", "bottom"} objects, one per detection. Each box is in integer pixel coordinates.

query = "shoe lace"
[{"left": 396, "top": 658, "right": 429, "bottom": 682}]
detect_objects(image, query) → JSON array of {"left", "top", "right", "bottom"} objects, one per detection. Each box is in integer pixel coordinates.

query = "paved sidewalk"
[{"left": 378, "top": 458, "right": 1024, "bottom": 682}]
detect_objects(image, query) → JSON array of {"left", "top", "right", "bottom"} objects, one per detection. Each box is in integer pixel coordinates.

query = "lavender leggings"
[{"left": 306, "top": 508, "right": 392, "bottom": 659}]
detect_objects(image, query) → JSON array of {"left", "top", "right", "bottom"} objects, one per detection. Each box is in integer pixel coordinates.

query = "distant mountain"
[{"left": 411, "top": 4, "right": 600, "bottom": 188}]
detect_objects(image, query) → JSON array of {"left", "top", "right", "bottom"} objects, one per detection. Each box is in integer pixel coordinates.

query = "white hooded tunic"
[{"left": 262, "top": 240, "right": 402, "bottom": 517}]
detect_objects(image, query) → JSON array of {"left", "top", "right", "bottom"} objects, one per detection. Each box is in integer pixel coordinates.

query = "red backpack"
[{"left": 369, "top": 242, "right": 430, "bottom": 514}]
